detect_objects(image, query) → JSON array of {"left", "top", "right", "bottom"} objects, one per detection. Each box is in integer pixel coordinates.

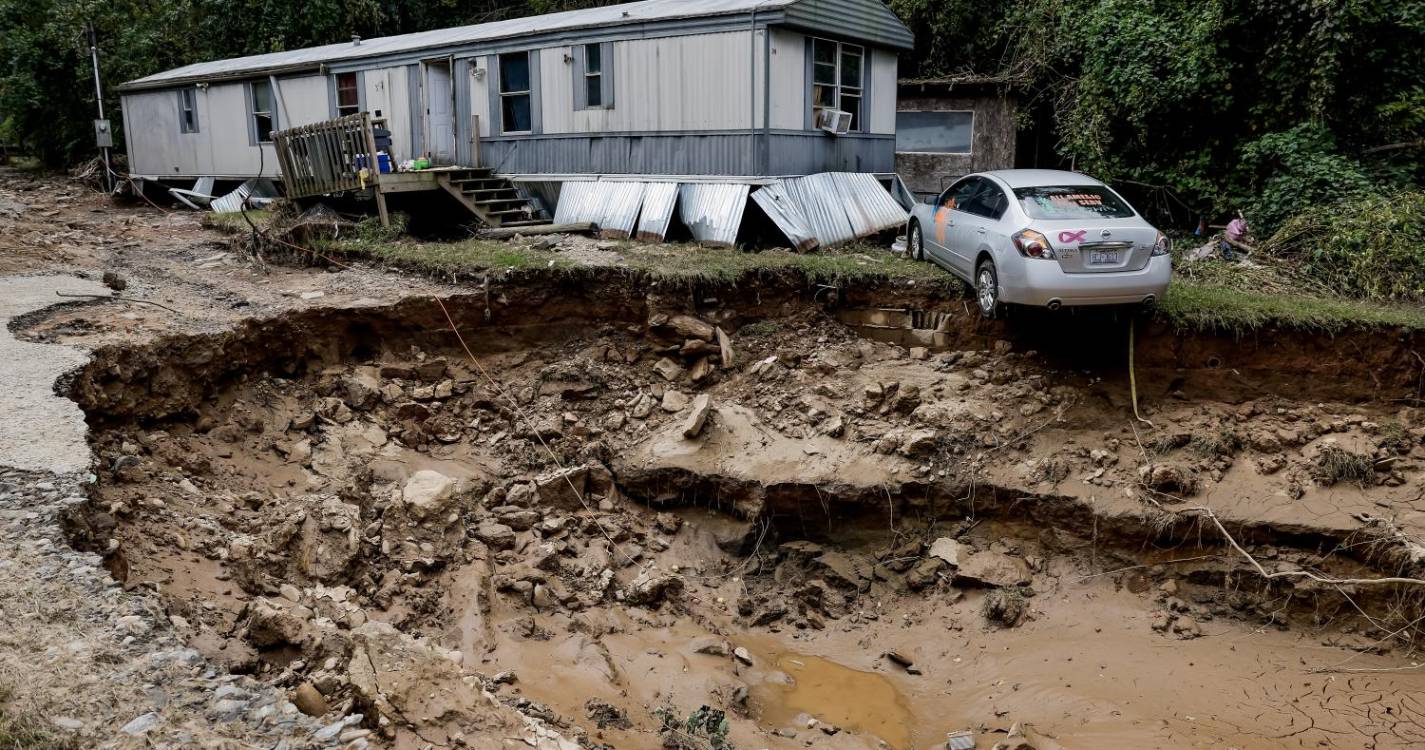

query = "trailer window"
[
  {"left": 250, "top": 81, "right": 275, "bottom": 143},
  {"left": 585, "top": 44, "right": 603, "bottom": 107},
  {"left": 178, "top": 88, "right": 199, "bottom": 134},
  {"left": 499, "top": 52, "right": 532, "bottom": 133},
  {"left": 336, "top": 73, "right": 360, "bottom": 117},
  {"left": 810, "top": 38, "right": 864, "bottom": 131}
]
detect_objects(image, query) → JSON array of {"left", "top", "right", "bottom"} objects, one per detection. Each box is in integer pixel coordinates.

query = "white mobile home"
[{"left": 118, "top": 0, "right": 915, "bottom": 245}]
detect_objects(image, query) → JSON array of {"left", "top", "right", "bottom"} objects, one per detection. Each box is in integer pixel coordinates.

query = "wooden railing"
[{"left": 272, "top": 112, "right": 389, "bottom": 224}]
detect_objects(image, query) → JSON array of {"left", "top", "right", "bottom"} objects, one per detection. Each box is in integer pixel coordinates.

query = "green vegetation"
[
  {"left": 893, "top": 0, "right": 1424, "bottom": 234},
  {"left": 1158, "top": 279, "right": 1425, "bottom": 334},
  {"left": 1262, "top": 191, "right": 1425, "bottom": 302},
  {"left": 200, "top": 210, "right": 273, "bottom": 232},
  {"left": 319, "top": 235, "right": 955, "bottom": 287}
]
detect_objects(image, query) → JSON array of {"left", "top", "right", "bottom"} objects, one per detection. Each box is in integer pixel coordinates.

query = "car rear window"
[{"left": 1014, "top": 186, "right": 1135, "bottom": 219}]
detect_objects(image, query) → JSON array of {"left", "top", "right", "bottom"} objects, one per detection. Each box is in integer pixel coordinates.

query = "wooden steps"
[{"left": 435, "top": 168, "right": 550, "bottom": 229}]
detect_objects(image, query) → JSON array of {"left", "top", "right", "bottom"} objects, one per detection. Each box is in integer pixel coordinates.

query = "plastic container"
[{"left": 377, "top": 152, "right": 391, "bottom": 174}]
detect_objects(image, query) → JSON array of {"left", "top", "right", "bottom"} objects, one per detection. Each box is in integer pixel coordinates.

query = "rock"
[
  {"left": 691, "top": 636, "right": 732, "bottom": 656},
  {"left": 475, "top": 522, "right": 517, "bottom": 550},
  {"left": 908, "top": 346, "right": 929, "bottom": 360},
  {"left": 883, "top": 650, "right": 917, "bottom": 671},
  {"left": 666, "top": 314, "right": 715, "bottom": 341},
  {"left": 534, "top": 465, "right": 592, "bottom": 510},
  {"left": 928, "top": 537, "right": 964, "bottom": 567},
  {"left": 292, "top": 682, "right": 328, "bottom": 717},
  {"left": 682, "top": 394, "right": 713, "bottom": 438},
  {"left": 1139, "top": 462, "right": 1197, "bottom": 496},
  {"left": 625, "top": 569, "right": 684, "bottom": 607},
  {"left": 630, "top": 393, "right": 656, "bottom": 419},
  {"left": 688, "top": 356, "right": 713, "bottom": 383},
  {"left": 244, "top": 599, "right": 306, "bottom": 647},
  {"left": 342, "top": 368, "right": 382, "bottom": 410},
  {"left": 119, "top": 712, "right": 160, "bottom": 736},
  {"left": 954, "top": 551, "right": 1032, "bottom": 588},
  {"left": 1159, "top": 579, "right": 1179, "bottom": 596},
  {"left": 905, "top": 557, "right": 947, "bottom": 590},
  {"left": 733, "top": 646, "right": 754, "bottom": 666},
  {"left": 400, "top": 470, "right": 462, "bottom": 520},
  {"left": 653, "top": 357, "right": 684, "bottom": 382},
  {"left": 899, "top": 429, "right": 939, "bottom": 457},
  {"left": 715, "top": 326, "right": 735, "bottom": 368},
  {"left": 1151, "top": 612, "right": 1173, "bottom": 632},
  {"left": 1172, "top": 616, "right": 1203, "bottom": 639},
  {"left": 819, "top": 414, "right": 845, "bottom": 437},
  {"left": 662, "top": 390, "right": 690, "bottom": 412},
  {"left": 297, "top": 495, "right": 362, "bottom": 580}
]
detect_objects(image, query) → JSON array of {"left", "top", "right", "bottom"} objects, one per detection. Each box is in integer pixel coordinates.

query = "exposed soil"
[
  {"left": 7, "top": 167, "right": 1425, "bottom": 750},
  {"left": 61, "top": 275, "right": 1425, "bottom": 750}
]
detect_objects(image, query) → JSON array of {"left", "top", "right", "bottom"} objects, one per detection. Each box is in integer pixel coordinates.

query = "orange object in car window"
[{"left": 934, "top": 205, "right": 951, "bottom": 245}]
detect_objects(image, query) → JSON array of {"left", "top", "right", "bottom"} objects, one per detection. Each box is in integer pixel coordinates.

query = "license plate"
[{"left": 1089, "top": 251, "right": 1119, "bottom": 265}]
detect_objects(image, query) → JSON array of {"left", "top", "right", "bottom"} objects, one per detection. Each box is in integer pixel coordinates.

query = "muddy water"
[{"left": 752, "top": 651, "right": 916, "bottom": 749}]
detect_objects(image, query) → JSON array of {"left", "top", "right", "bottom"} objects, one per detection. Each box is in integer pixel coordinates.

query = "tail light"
[
  {"left": 1012, "top": 229, "right": 1055, "bottom": 259},
  {"left": 1151, "top": 231, "right": 1171, "bottom": 256}
]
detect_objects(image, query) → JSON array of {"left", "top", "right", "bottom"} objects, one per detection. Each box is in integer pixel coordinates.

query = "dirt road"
[{"left": 6, "top": 167, "right": 1425, "bottom": 749}]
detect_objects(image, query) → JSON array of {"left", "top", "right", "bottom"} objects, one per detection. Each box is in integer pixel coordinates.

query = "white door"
[{"left": 424, "top": 60, "right": 455, "bottom": 164}]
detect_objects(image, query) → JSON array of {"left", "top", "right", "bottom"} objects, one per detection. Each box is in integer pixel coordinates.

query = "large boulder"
[
  {"left": 297, "top": 496, "right": 361, "bottom": 581},
  {"left": 954, "top": 551, "right": 1031, "bottom": 588}
]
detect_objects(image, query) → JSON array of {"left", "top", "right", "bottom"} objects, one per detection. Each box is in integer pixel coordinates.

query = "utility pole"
[{"left": 86, "top": 22, "right": 112, "bottom": 192}]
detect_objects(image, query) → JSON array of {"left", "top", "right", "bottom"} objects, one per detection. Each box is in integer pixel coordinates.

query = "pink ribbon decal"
[{"left": 1059, "top": 230, "right": 1087, "bottom": 244}]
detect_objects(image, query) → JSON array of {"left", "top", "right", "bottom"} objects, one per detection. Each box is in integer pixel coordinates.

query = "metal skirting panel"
[
  {"left": 484, "top": 134, "right": 758, "bottom": 176},
  {"left": 636, "top": 182, "right": 679, "bottom": 241},
  {"left": 754, "top": 172, "right": 907, "bottom": 248},
  {"left": 679, "top": 183, "right": 750, "bottom": 246},
  {"left": 750, "top": 183, "right": 818, "bottom": 251},
  {"left": 596, "top": 181, "right": 648, "bottom": 238}
]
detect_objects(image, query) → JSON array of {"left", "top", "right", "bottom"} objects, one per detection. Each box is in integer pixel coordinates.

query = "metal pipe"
[{"left": 86, "top": 22, "right": 110, "bottom": 192}]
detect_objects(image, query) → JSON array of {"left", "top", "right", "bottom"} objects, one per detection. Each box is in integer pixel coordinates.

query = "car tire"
[
  {"left": 908, "top": 221, "right": 925, "bottom": 261},
  {"left": 975, "top": 258, "right": 1002, "bottom": 319}
]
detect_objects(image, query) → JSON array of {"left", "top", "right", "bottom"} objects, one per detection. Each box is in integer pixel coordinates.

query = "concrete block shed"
[{"left": 117, "top": 0, "right": 917, "bottom": 247}]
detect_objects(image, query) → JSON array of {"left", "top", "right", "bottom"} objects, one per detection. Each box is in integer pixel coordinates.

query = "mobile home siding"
[
  {"left": 361, "top": 65, "right": 415, "bottom": 162},
  {"left": 536, "top": 31, "right": 756, "bottom": 135}
]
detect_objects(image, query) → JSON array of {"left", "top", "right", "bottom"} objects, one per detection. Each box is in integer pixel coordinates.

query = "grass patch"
[
  {"left": 320, "top": 235, "right": 955, "bottom": 287},
  {"left": 0, "top": 687, "right": 77, "bottom": 750},
  {"left": 201, "top": 210, "right": 273, "bottom": 233},
  {"left": 1158, "top": 280, "right": 1425, "bottom": 334},
  {"left": 1312, "top": 445, "right": 1376, "bottom": 487}
]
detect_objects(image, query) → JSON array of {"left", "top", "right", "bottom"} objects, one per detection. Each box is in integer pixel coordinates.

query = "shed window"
[
  {"left": 896, "top": 111, "right": 974, "bottom": 154},
  {"left": 810, "top": 39, "right": 864, "bottom": 131},
  {"left": 178, "top": 88, "right": 199, "bottom": 134},
  {"left": 499, "top": 52, "right": 532, "bottom": 133},
  {"left": 336, "top": 72, "right": 360, "bottom": 117},
  {"left": 250, "top": 80, "right": 275, "bottom": 143}
]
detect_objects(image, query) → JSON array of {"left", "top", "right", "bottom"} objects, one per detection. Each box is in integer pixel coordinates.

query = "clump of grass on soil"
[
  {"left": 1313, "top": 445, "right": 1376, "bottom": 487},
  {"left": 0, "top": 686, "right": 77, "bottom": 750}
]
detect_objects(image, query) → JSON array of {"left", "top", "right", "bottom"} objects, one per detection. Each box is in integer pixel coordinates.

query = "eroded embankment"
[{"left": 57, "top": 275, "right": 1425, "bottom": 750}]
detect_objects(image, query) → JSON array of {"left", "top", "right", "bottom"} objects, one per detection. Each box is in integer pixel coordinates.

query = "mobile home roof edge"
[{"left": 118, "top": 0, "right": 912, "bottom": 92}]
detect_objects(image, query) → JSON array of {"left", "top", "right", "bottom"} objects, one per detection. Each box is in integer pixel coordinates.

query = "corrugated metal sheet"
[
  {"left": 124, "top": 0, "right": 802, "bottom": 89},
  {"left": 761, "top": 172, "right": 907, "bottom": 248},
  {"left": 679, "top": 183, "right": 750, "bottom": 246},
  {"left": 551, "top": 180, "right": 601, "bottom": 225},
  {"left": 596, "top": 182, "right": 647, "bottom": 239},
  {"left": 551, "top": 180, "right": 650, "bottom": 238},
  {"left": 782, "top": 173, "right": 856, "bottom": 245},
  {"left": 636, "top": 183, "right": 679, "bottom": 242},
  {"left": 750, "top": 184, "right": 818, "bottom": 252}
]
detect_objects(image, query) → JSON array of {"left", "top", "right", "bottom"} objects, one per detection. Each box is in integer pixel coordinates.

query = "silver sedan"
[{"left": 906, "top": 169, "right": 1172, "bottom": 317}]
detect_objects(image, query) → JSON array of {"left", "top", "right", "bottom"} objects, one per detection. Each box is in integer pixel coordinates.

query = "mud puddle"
[
  {"left": 53, "top": 285, "right": 1425, "bottom": 749},
  {"left": 752, "top": 650, "right": 915, "bottom": 748}
]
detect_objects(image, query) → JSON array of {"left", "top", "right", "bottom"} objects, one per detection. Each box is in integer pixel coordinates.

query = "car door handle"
[{"left": 976, "top": 227, "right": 986, "bottom": 234}]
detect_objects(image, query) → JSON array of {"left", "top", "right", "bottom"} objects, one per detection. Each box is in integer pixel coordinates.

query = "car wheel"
[
  {"left": 908, "top": 221, "right": 926, "bottom": 261},
  {"left": 975, "top": 258, "right": 1002, "bottom": 319}
]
